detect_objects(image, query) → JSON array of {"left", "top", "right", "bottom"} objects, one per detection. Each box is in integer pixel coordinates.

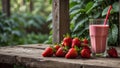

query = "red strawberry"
[
  {"left": 83, "top": 46, "right": 90, "bottom": 51},
  {"left": 55, "top": 47, "right": 66, "bottom": 57},
  {"left": 54, "top": 44, "right": 60, "bottom": 51},
  {"left": 65, "top": 48, "right": 78, "bottom": 59},
  {"left": 81, "top": 49, "right": 91, "bottom": 58},
  {"left": 83, "top": 38, "right": 89, "bottom": 44},
  {"left": 63, "top": 36, "right": 72, "bottom": 47},
  {"left": 72, "top": 38, "right": 81, "bottom": 48},
  {"left": 107, "top": 47, "right": 118, "bottom": 58},
  {"left": 42, "top": 47, "right": 54, "bottom": 57}
]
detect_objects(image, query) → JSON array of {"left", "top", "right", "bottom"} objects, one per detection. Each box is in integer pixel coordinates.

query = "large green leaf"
[
  {"left": 70, "top": 9, "right": 86, "bottom": 19},
  {"left": 85, "top": 1, "right": 94, "bottom": 12},
  {"left": 70, "top": 5, "right": 81, "bottom": 12},
  {"left": 86, "top": 1, "right": 99, "bottom": 14},
  {"left": 102, "top": 6, "right": 111, "bottom": 16},
  {"left": 73, "top": 17, "right": 88, "bottom": 32},
  {"left": 112, "top": 2, "right": 119, "bottom": 12},
  {"left": 70, "top": 9, "right": 80, "bottom": 15},
  {"left": 70, "top": 0, "right": 84, "bottom": 12},
  {"left": 77, "top": 26, "right": 89, "bottom": 37},
  {"left": 71, "top": 14, "right": 81, "bottom": 24},
  {"left": 108, "top": 24, "right": 118, "bottom": 45},
  {"left": 70, "top": 9, "right": 86, "bottom": 15},
  {"left": 69, "top": 1, "right": 78, "bottom": 8},
  {"left": 111, "top": 24, "right": 118, "bottom": 44}
]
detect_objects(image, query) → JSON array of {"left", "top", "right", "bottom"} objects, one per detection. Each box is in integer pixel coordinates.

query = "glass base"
[{"left": 92, "top": 52, "right": 107, "bottom": 57}]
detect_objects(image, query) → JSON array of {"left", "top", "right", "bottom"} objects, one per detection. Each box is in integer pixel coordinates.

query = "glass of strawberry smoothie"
[{"left": 89, "top": 19, "right": 109, "bottom": 57}]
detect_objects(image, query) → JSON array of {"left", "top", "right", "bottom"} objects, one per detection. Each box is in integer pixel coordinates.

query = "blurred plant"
[
  {"left": 0, "top": 12, "right": 24, "bottom": 46},
  {"left": 46, "top": 0, "right": 119, "bottom": 46},
  {"left": 0, "top": 0, "right": 51, "bottom": 46},
  {"left": 11, "top": 0, "right": 52, "bottom": 18},
  {"left": 11, "top": 13, "right": 46, "bottom": 32},
  {"left": 18, "top": 33, "right": 48, "bottom": 44},
  {"left": 0, "top": 12, "right": 49, "bottom": 46}
]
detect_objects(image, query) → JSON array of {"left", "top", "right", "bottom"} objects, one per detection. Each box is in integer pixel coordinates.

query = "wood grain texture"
[
  {"left": 118, "top": 0, "right": 120, "bottom": 45},
  {"left": 0, "top": 44, "right": 120, "bottom": 68},
  {"left": 2, "top": 0, "right": 10, "bottom": 17},
  {"left": 52, "top": 0, "right": 70, "bottom": 43}
]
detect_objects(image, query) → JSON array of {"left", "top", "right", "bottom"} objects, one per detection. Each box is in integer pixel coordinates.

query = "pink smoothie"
[{"left": 89, "top": 25, "right": 109, "bottom": 53}]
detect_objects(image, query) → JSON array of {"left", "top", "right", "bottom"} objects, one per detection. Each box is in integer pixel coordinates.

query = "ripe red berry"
[
  {"left": 72, "top": 38, "right": 81, "bottom": 48},
  {"left": 55, "top": 47, "right": 66, "bottom": 57},
  {"left": 54, "top": 44, "right": 60, "bottom": 51},
  {"left": 107, "top": 47, "right": 118, "bottom": 58},
  {"left": 65, "top": 48, "right": 78, "bottom": 59},
  {"left": 42, "top": 47, "right": 54, "bottom": 57},
  {"left": 63, "top": 37, "right": 72, "bottom": 47},
  {"left": 83, "top": 46, "right": 90, "bottom": 51},
  {"left": 83, "top": 38, "right": 89, "bottom": 44},
  {"left": 81, "top": 49, "right": 91, "bottom": 58}
]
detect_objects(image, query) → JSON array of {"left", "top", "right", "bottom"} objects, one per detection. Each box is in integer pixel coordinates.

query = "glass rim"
[
  {"left": 89, "top": 19, "right": 109, "bottom": 25},
  {"left": 89, "top": 19, "right": 105, "bottom": 21}
]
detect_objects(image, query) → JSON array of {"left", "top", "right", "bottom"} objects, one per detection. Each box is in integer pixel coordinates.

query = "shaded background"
[{"left": 0, "top": 0, "right": 119, "bottom": 46}]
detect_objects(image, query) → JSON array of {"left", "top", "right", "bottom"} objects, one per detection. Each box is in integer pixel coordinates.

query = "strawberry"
[
  {"left": 54, "top": 44, "right": 60, "bottom": 51},
  {"left": 55, "top": 47, "right": 66, "bottom": 57},
  {"left": 81, "top": 48, "right": 91, "bottom": 58},
  {"left": 42, "top": 47, "right": 54, "bottom": 57},
  {"left": 83, "top": 46, "right": 90, "bottom": 51},
  {"left": 65, "top": 48, "right": 78, "bottom": 59},
  {"left": 83, "top": 38, "right": 89, "bottom": 44},
  {"left": 62, "top": 36, "right": 72, "bottom": 47},
  {"left": 72, "top": 38, "right": 81, "bottom": 48},
  {"left": 107, "top": 47, "right": 118, "bottom": 58}
]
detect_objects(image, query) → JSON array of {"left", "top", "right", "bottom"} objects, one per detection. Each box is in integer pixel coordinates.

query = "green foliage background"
[
  {"left": 0, "top": 0, "right": 51, "bottom": 46},
  {"left": 0, "top": 0, "right": 119, "bottom": 46},
  {"left": 46, "top": 0, "right": 119, "bottom": 46}
]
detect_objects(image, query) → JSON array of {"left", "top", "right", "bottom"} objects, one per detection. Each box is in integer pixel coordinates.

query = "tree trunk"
[
  {"left": 2, "top": 0, "right": 11, "bottom": 17},
  {"left": 29, "top": 0, "right": 33, "bottom": 12}
]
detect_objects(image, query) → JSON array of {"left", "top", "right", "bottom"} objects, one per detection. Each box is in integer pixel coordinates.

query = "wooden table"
[{"left": 0, "top": 44, "right": 120, "bottom": 68}]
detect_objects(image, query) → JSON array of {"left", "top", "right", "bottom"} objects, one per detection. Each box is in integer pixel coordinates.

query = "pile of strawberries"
[{"left": 42, "top": 36, "right": 118, "bottom": 59}]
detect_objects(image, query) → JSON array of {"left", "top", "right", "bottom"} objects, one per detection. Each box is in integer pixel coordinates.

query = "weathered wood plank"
[
  {"left": 118, "top": 0, "right": 120, "bottom": 45},
  {"left": 2, "top": 0, "right": 11, "bottom": 17},
  {"left": 0, "top": 45, "right": 120, "bottom": 68},
  {"left": 17, "top": 44, "right": 49, "bottom": 49},
  {"left": 52, "top": 0, "right": 70, "bottom": 43}
]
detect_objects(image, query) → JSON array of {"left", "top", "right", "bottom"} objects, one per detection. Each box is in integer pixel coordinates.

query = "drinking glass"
[{"left": 89, "top": 19, "right": 109, "bottom": 57}]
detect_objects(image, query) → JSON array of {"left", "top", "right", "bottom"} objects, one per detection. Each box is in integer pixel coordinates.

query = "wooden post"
[
  {"left": 2, "top": 0, "right": 11, "bottom": 17},
  {"left": 118, "top": 0, "right": 120, "bottom": 46},
  {"left": 29, "top": 0, "right": 33, "bottom": 12},
  {"left": 52, "top": 0, "right": 70, "bottom": 43}
]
